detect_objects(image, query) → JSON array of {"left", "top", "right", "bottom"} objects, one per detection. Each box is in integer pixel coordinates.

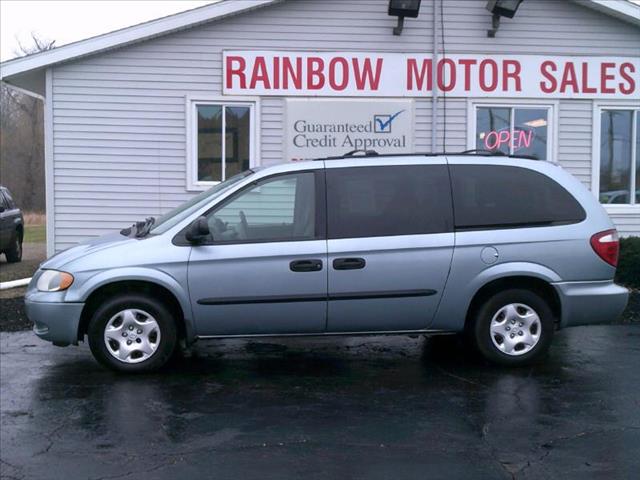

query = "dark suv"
[{"left": 0, "top": 186, "right": 24, "bottom": 263}]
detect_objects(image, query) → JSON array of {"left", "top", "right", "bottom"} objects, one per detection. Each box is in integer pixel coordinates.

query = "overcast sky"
[
  {"left": 2, "top": 0, "right": 639, "bottom": 62},
  {"left": 0, "top": 1, "right": 214, "bottom": 61}
]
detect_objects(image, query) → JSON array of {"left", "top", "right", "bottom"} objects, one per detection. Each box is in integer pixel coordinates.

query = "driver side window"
[{"left": 206, "top": 172, "right": 317, "bottom": 243}]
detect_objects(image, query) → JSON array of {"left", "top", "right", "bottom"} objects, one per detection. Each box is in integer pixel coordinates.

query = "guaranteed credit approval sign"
[
  {"left": 285, "top": 99, "right": 414, "bottom": 162},
  {"left": 223, "top": 51, "right": 639, "bottom": 98}
]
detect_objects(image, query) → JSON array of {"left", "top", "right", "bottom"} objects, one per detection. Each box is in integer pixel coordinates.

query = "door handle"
[
  {"left": 290, "top": 259, "right": 323, "bottom": 272},
  {"left": 333, "top": 257, "right": 366, "bottom": 270}
]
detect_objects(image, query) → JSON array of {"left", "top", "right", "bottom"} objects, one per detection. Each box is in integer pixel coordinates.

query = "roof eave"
[
  {"left": 573, "top": 0, "right": 640, "bottom": 27},
  {"left": 0, "top": 0, "right": 280, "bottom": 87}
]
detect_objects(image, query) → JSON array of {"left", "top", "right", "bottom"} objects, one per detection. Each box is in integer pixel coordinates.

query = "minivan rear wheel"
[
  {"left": 471, "top": 289, "right": 554, "bottom": 366},
  {"left": 88, "top": 294, "right": 177, "bottom": 373}
]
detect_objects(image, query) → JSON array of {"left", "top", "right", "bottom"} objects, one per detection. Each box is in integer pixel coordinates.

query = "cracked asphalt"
[{"left": 1, "top": 326, "right": 639, "bottom": 480}]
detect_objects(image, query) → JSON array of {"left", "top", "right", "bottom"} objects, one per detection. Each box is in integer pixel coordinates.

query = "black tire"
[
  {"left": 5, "top": 231, "right": 23, "bottom": 263},
  {"left": 470, "top": 289, "right": 555, "bottom": 366},
  {"left": 88, "top": 293, "right": 177, "bottom": 373}
]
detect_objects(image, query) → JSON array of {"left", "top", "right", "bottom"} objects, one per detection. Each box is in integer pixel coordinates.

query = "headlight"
[{"left": 36, "top": 270, "right": 74, "bottom": 292}]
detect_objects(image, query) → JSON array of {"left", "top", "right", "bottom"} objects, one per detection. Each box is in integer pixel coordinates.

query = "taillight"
[{"left": 590, "top": 229, "right": 619, "bottom": 267}]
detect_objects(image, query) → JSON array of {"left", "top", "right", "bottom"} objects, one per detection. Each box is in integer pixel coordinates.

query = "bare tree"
[
  {"left": 0, "top": 33, "right": 56, "bottom": 212},
  {"left": 14, "top": 32, "right": 56, "bottom": 57}
]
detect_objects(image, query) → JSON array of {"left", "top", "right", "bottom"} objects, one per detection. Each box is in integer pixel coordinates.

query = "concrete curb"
[{"left": 0, "top": 278, "right": 31, "bottom": 290}]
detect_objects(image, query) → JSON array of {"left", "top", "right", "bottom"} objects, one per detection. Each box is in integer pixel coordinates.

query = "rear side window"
[
  {"left": 450, "top": 165, "right": 586, "bottom": 229},
  {"left": 326, "top": 165, "right": 453, "bottom": 239}
]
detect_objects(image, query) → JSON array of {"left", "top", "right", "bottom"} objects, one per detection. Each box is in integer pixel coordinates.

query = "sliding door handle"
[
  {"left": 333, "top": 257, "right": 366, "bottom": 270},
  {"left": 290, "top": 259, "right": 323, "bottom": 272}
]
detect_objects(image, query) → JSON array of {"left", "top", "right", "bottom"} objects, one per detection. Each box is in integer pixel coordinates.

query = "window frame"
[
  {"left": 467, "top": 100, "right": 558, "bottom": 162},
  {"left": 186, "top": 95, "right": 261, "bottom": 191},
  {"left": 591, "top": 102, "right": 640, "bottom": 212},
  {"left": 174, "top": 169, "right": 326, "bottom": 246}
]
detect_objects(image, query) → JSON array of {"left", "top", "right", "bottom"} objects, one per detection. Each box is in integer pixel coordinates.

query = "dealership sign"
[
  {"left": 224, "top": 51, "right": 638, "bottom": 98},
  {"left": 285, "top": 99, "right": 413, "bottom": 161}
]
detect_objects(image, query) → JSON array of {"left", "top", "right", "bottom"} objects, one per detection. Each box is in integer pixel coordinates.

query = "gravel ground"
[{"left": 0, "top": 242, "right": 45, "bottom": 283}]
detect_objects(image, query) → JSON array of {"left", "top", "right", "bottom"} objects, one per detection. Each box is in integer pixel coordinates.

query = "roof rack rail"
[
  {"left": 316, "top": 149, "right": 381, "bottom": 160},
  {"left": 314, "top": 150, "right": 539, "bottom": 161},
  {"left": 344, "top": 149, "right": 379, "bottom": 157},
  {"left": 457, "top": 149, "right": 539, "bottom": 160},
  {"left": 459, "top": 149, "right": 507, "bottom": 156}
]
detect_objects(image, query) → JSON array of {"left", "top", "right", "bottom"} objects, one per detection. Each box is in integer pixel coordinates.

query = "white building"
[{"left": 1, "top": 0, "right": 639, "bottom": 255}]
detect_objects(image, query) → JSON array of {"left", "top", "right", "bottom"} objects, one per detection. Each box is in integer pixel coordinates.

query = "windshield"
[{"left": 149, "top": 170, "right": 254, "bottom": 235}]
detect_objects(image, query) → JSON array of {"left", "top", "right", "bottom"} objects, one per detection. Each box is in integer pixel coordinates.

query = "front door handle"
[
  {"left": 290, "top": 259, "right": 323, "bottom": 272},
  {"left": 333, "top": 257, "right": 366, "bottom": 270}
]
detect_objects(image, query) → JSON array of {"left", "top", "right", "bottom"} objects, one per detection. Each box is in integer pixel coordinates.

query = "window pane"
[
  {"left": 197, "top": 105, "right": 223, "bottom": 182},
  {"left": 326, "top": 165, "right": 453, "bottom": 239},
  {"left": 514, "top": 108, "right": 548, "bottom": 160},
  {"left": 599, "top": 110, "right": 633, "bottom": 204},
  {"left": 225, "top": 106, "right": 251, "bottom": 179},
  {"left": 208, "top": 172, "right": 316, "bottom": 242},
  {"left": 476, "top": 107, "right": 510, "bottom": 155},
  {"left": 450, "top": 165, "right": 585, "bottom": 229}
]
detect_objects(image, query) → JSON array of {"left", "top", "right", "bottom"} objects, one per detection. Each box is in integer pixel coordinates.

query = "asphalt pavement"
[{"left": 1, "top": 326, "right": 639, "bottom": 480}]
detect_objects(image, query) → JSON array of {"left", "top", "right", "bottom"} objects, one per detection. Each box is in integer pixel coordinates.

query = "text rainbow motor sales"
[{"left": 223, "top": 51, "right": 638, "bottom": 98}]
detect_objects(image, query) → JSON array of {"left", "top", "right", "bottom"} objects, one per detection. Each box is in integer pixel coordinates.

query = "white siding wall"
[
  {"left": 557, "top": 100, "right": 593, "bottom": 186},
  {"left": 51, "top": 0, "right": 640, "bottom": 250}
]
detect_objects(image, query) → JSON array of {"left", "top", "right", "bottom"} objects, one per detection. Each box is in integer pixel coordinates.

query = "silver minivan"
[{"left": 25, "top": 152, "right": 629, "bottom": 372}]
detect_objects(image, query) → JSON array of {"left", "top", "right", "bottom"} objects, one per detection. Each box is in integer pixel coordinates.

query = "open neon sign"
[{"left": 483, "top": 128, "right": 534, "bottom": 152}]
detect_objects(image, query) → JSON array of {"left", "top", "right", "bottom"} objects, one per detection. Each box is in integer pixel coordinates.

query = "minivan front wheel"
[
  {"left": 88, "top": 294, "right": 177, "bottom": 373},
  {"left": 471, "top": 289, "right": 554, "bottom": 366}
]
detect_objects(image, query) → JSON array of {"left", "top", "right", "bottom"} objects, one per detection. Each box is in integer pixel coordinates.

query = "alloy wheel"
[
  {"left": 489, "top": 303, "right": 541, "bottom": 356},
  {"left": 103, "top": 309, "right": 161, "bottom": 364}
]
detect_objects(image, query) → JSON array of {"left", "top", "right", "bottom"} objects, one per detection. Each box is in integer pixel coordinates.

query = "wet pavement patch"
[{"left": 1, "top": 327, "right": 639, "bottom": 480}]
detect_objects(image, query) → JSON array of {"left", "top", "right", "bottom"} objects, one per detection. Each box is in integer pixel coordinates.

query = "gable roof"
[
  {"left": 1, "top": 0, "right": 638, "bottom": 96},
  {"left": 0, "top": 0, "right": 280, "bottom": 93}
]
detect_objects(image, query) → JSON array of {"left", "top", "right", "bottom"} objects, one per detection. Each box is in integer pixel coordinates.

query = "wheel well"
[
  {"left": 16, "top": 224, "right": 23, "bottom": 239},
  {"left": 465, "top": 276, "right": 561, "bottom": 330},
  {"left": 77, "top": 280, "right": 187, "bottom": 342}
]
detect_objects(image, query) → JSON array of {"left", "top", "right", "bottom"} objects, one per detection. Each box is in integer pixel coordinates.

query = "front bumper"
[
  {"left": 553, "top": 280, "right": 629, "bottom": 328},
  {"left": 25, "top": 293, "right": 84, "bottom": 346}
]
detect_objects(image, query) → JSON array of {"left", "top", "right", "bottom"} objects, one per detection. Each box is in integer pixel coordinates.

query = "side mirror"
[
  {"left": 185, "top": 216, "right": 210, "bottom": 243},
  {"left": 0, "top": 205, "right": 5, "bottom": 213}
]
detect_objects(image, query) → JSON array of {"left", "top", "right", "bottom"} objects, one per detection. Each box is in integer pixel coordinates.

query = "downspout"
[{"left": 431, "top": 0, "right": 439, "bottom": 152}]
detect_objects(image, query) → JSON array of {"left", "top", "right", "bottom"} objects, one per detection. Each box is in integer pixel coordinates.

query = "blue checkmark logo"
[{"left": 374, "top": 110, "right": 405, "bottom": 133}]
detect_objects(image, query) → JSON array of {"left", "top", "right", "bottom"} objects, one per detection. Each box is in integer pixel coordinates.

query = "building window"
[
  {"left": 473, "top": 105, "right": 552, "bottom": 160},
  {"left": 598, "top": 109, "right": 639, "bottom": 205},
  {"left": 188, "top": 99, "right": 256, "bottom": 190}
]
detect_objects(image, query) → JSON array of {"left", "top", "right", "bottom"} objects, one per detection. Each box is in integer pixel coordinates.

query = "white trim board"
[{"left": 44, "top": 68, "right": 55, "bottom": 257}]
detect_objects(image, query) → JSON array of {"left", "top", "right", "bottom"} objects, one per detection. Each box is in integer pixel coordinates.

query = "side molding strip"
[{"left": 197, "top": 289, "right": 437, "bottom": 305}]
